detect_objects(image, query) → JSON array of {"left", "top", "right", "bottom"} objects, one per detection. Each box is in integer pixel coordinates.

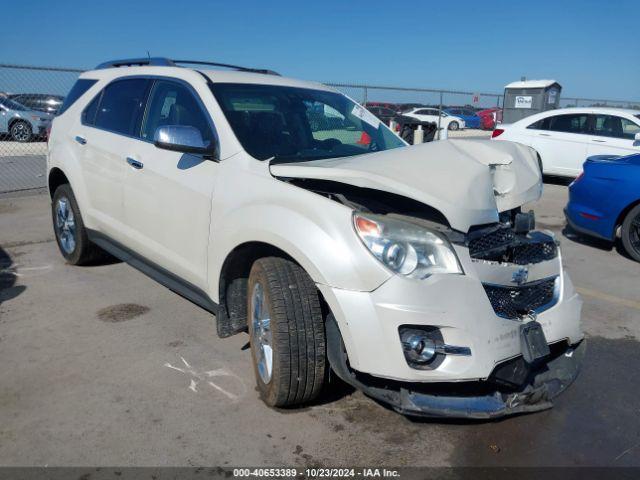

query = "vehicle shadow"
[
  {"left": 543, "top": 175, "right": 573, "bottom": 187},
  {"left": 82, "top": 251, "right": 122, "bottom": 267},
  {"left": 561, "top": 225, "right": 614, "bottom": 252},
  {"left": 561, "top": 224, "right": 636, "bottom": 261},
  {"left": 0, "top": 246, "right": 26, "bottom": 307}
]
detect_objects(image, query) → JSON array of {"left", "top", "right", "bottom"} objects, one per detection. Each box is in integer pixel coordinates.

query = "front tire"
[
  {"left": 621, "top": 205, "right": 640, "bottom": 262},
  {"left": 248, "top": 257, "right": 327, "bottom": 407},
  {"left": 52, "top": 184, "right": 105, "bottom": 265},
  {"left": 10, "top": 121, "right": 32, "bottom": 142},
  {"left": 448, "top": 121, "right": 459, "bottom": 131}
]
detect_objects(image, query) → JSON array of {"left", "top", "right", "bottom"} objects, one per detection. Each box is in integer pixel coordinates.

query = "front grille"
[
  {"left": 483, "top": 277, "right": 558, "bottom": 319},
  {"left": 511, "top": 241, "right": 557, "bottom": 265},
  {"left": 468, "top": 226, "right": 515, "bottom": 256},
  {"left": 468, "top": 227, "right": 557, "bottom": 265}
]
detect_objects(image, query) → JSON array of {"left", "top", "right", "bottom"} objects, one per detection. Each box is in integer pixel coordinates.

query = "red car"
[
  {"left": 476, "top": 108, "right": 502, "bottom": 130},
  {"left": 364, "top": 102, "right": 400, "bottom": 112}
]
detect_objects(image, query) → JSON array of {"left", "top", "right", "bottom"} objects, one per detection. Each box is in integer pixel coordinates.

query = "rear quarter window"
[
  {"left": 527, "top": 118, "right": 549, "bottom": 130},
  {"left": 58, "top": 79, "right": 98, "bottom": 115}
]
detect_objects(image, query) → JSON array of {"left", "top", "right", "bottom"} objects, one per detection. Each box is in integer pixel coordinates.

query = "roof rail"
[
  {"left": 95, "top": 58, "right": 176, "bottom": 69},
  {"left": 94, "top": 57, "right": 280, "bottom": 76},
  {"left": 172, "top": 60, "right": 280, "bottom": 76}
]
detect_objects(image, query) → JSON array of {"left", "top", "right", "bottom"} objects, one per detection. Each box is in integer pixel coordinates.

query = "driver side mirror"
[
  {"left": 154, "top": 125, "right": 218, "bottom": 160},
  {"left": 635, "top": 132, "right": 640, "bottom": 142}
]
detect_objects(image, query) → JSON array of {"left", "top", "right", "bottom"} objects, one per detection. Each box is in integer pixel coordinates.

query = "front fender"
[{"left": 207, "top": 181, "right": 392, "bottom": 302}]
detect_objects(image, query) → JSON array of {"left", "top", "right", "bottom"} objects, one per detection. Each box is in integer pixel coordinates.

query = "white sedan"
[
  {"left": 492, "top": 107, "right": 640, "bottom": 177},
  {"left": 402, "top": 107, "right": 465, "bottom": 131}
]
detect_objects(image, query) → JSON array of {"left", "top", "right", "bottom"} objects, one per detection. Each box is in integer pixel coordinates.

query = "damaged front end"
[
  {"left": 327, "top": 315, "right": 585, "bottom": 420},
  {"left": 272, "top": 139, "right": 584, "bottom": 419}
]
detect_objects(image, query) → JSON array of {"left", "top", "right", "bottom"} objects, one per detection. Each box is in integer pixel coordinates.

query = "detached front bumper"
[
  {"left": 395, "top": 339, "right": 585, "bottom": 419},
  {"left": 327, "top": 309, "right": 585, "bottom": 419}
]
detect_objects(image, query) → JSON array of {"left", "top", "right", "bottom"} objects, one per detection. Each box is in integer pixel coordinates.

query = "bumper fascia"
[
  {"left": 395, "top": 339, "right": 585, "bottom": 419},
  {"left": 327, "top": 310, "right": 585, "bottom": 419},
  {"left": 317, "top": 250, "right": 583, "bottom": 383},
  {"left": 564, "top": 207, "right": 613, "bottom": 242}
]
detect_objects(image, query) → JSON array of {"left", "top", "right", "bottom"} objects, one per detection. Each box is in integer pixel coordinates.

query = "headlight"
[{"left": 353, "top": 213, "right": 462, "bottom": 279}]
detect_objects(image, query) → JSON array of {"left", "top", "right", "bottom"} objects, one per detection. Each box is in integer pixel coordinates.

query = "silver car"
[{"left": 0, "top": 96, "right": 52, "bottom": 142}]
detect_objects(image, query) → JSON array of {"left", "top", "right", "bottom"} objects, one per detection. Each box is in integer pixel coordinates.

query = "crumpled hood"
[{"left": 270, "top": 139, "right": 542, "bottom": 232}]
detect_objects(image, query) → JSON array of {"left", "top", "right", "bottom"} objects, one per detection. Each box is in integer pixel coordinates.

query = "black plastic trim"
[{"left": 87, "top": 230, "right": 218, "bottom": 314}]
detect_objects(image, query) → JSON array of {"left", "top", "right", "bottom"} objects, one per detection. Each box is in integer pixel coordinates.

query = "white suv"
[{"left": 48, "top": 58, "right": 584, "bottom": 419}]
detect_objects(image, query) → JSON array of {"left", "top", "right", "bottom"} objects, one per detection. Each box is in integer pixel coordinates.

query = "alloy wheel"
[
  {"left": 55, "top": 197, "right": 77, "bottom": 254},
  {"left": 630, "top": 214, "right": 640, "bottom": 255},
  {"left": 11, "top": 122, "right": 31, "bottom": 142},
  {"left": 251, "top": 282, "right": 273, "bottom": 384}
]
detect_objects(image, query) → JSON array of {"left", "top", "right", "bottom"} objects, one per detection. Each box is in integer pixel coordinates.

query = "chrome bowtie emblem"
[{"left": 511, "top": 267, "right": 529, "bottom": 285}]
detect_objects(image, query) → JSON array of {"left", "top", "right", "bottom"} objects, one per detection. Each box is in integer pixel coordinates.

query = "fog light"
[{"left": 401, "top": 329, "right": 437, "bottom": 364}]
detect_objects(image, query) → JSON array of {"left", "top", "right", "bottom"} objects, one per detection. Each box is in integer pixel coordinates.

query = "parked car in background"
[
  {"left": 492, "top": 108, "right": 640, "bottom": 177},
  {"left": 0, "top": 96, "right": 52, "bottom": 142},
  {"left": 403, "top": 107, "right": 465, "bottom": 130},
  {"left": 366, "top": 105, "right": 398, "bottom": 125},
  {"left": 565, "top": 153, "right": 640, "bottom": 262},
  {"left": 397, "top": 103, "right": 426, "bottom": 113},
  {"left": 477, "top": 107, "right": 502, "bottom": 130},
  {"left": 444, "top": 107, "right": 481, "bottom": 129},
  {"left": 8, "top": 93, "right": 64, "bottom": 115},
  {"left": 363, "top": 102, "right": 399, "bottom": 112}
]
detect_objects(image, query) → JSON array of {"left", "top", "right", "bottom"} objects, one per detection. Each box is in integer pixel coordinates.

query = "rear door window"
[
  {"left": 93, "top": 78, "right": 150, "bottom": 136},
  {"left": 547, "top": 114, "right": 590, "bottom": 134}
]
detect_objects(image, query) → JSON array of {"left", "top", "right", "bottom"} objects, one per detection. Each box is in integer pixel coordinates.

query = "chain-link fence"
[
  {"left": 0, "top": 64, "right": 83, "bottom": 194},
  {"left": 1, "top": 63, "right": 639, "bottom": 195}
]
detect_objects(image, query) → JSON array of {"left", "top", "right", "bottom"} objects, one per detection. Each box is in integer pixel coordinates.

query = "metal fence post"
[{"left": 363, "top": 86, "right": 368, "bottom": 105}]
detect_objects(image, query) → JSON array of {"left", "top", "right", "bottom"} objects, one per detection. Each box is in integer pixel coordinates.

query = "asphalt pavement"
[{"left": 0, "top": 184, "right": 639, "bottom": 467}]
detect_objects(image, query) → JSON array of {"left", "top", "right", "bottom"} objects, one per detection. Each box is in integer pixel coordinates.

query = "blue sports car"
[
  {"left": 565, "top": 153, "right": 640, "bottom": 262},
  {"left": 443, "top": 107, "right": 481, "bottom": 129}
]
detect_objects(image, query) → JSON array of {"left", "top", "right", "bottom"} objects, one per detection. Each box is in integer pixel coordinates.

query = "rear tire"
[
  {"left": 52, "top": 184, "right": 106, "bottom": 265},
  {"left": 621, "top": 205, "right": 640, "bottom": 262},
  {"left": 247, "top": 257, "right": 327, "bottom": 407},
  {"left": 448, "top": 121, "right": 459, "bottom": 131}
]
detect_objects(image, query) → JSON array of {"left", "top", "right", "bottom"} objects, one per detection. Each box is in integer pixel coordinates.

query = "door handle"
[
  {"left": 538, "top": 133, "right": 551, "bottom": 137},
  {"left": 126, "top": 157, "right": 144, "bottom": 170},
  {"left": 75, "top": 135, "right": 87, "bottom": 145},
  {"left": 591, "top": 139, "right": 606, "bottom": 143}
]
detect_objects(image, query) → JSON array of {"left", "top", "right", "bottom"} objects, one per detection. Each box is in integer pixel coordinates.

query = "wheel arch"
[
  {"left": 8, "top": 117, "right": 30, "bottom": 129},
  {"left": 214, "top": 240, "right": 333, "bottom": 339},
  {"left": 615, "top": 198, "right": 640, "bottom": 235},
  {"left": 48, "top": 167, "right": 70, "bottom": 198}
]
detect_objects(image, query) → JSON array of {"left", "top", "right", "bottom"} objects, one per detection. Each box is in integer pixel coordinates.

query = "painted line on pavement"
[{"left": 576, "top": 286, "right": 640, "bottom": 311}]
